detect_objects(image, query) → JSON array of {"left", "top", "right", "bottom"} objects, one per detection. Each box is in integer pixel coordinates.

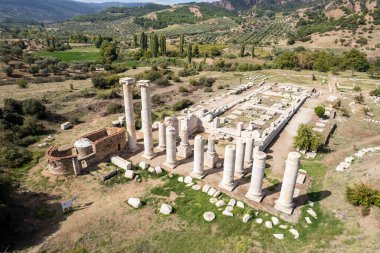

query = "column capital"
[
  {"left": 137, "top": 80, "right": 151, "bottom": 88},
  {"left": 119, "top": 77, "right": 135, "bottom": 85}
]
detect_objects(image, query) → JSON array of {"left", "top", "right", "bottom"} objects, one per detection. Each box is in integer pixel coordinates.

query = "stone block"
[
  {"left": 124, "top": 170, "right": 135, "bottom": 179},
  {"left": 61, "top": 122, "right": 72, "bottom": 130},
  {"left": 296, "top": 174, "right": 306, "bottom": 184},
  {"left": 111, "top": 156, "right": 132, "bottom": 171}
]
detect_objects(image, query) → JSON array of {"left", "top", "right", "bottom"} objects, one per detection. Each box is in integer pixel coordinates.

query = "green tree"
[
  {"left": 294, "top": 124, "right": 323, "bottom": 152},
  {"left": 193, "top": 44, "right": 200, "bottom": 57},
  {"left": 95, "top": 35, "right": 103, "bottom": 48},
  {"left": 159, "top": 34, "right": 166, "bottom": 56},
  {"left": 187, "top": 44, "right": 193, "bottom": 64},
  {"left": 179, "top": 34, "right": 184, "bottom": 55},
  {"left": 313, "top": 51, "right": 336, "bottom": 72},
  {"left": 140, "top": 32, "right": 148, "bottom": 51},
  {"left": 3, "top": 65, "right": 13, "bottom": 76},
  {"left": 240, "top": 44, "right": 245, "bottom": 57},
  {"left": 22, "top": 99, "right": 46, "bottom": 118},
  {"left": 100, "top": 40, "right": 118, "bottom": 64},
  {"left": 341, "top": 49, "right": 370, "bottom": 72},
  {"left": 275, "top": 51, "right": 299, "bottom": 69},
  {"left": 153, "top": 33, "right": 159, "bottom": 58},
  {"left": 149, "top": 32, "right": 155, "bottom": 53},
  {"left": 314, "top": 105, "right": 325, "bottom": 118},
  {"left": 17, "top": 79, "right": 28, "bottom": 89}
]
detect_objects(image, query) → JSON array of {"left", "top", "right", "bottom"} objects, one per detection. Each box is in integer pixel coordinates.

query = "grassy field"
[{"left": 34, "top": 46, "right": 100, "bottom": 62}]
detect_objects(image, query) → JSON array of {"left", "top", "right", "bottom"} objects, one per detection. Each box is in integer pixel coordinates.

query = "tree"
[
  {"left": 132, "top": 34, "right": 138, "bottom": 48},
  {"left": 149, "top": 32, "right": 155, "bottom": 53},
  {"left": 179, "top": 34, "right": 184, "bottom": 55},
  {"left": 23, "top": 53, "right": 35, "bottom": 66},
  {"left": 298, "top": 51, "right": 314, "bottom": 70},
  {"left": 22, "top": 99, "right": 46, "bottom": 118},
  {"left": 294, "top": 124, "right": 323, "bottom": 152},
  {"left": 140, "top": 32, "right": 148, "bottom": 51},
  {"left": 193, "top": 44, "right": 200, "bottom": 57},
  {"left": 240, "top": 44, "right": 245, "bottom": 57},
  {"left": 313, "top": 51, "right": 336, "bottom": 72},
  {"left": 251, "top": 45, "right": 255, "bottom": 58},
  {"left": 160, "top": 34, "right": 166, "bottom": 56},
  {"left": 314, "top": 105, "right": 325, "bottom": 118},
  {"left": 95, "top": 35, "right": 103, "bottom": 48},
  {"left": 153, "top": 33, "right": 159, "bottom": 58},
  {"left": 275, "top": 51, "right": 299, "bottom": 69},
  {"left": 187, "top": 44, "right": 193, "bottom": 64},
  {"left": 341, "top": 49, "right": 370, "bottom": 72},
  {"left": 92, "top": 74, "right": 110, "bottom": 89},
  {"left": 100, "top": 40, "right": 118, "bottom": 64}
]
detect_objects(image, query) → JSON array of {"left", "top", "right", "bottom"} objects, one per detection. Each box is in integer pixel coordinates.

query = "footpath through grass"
[{"left": 34, "top": 46, "right": 100, "bottom": 62}]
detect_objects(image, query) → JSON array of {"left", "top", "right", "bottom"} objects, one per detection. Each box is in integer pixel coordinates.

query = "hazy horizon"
[{"left": 76, "top": 0, "right": 217, "bottom": 4}]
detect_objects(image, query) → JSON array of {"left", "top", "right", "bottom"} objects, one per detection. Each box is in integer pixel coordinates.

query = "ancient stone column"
[
  {"left": 213, "top": 117, "right": 220, "bottom": 129},
  {"left": 158, "top": 122, "right": 166, "bottom": 151},
  {"left": 191, "top": 135, "right": 207, "bottom": 179},
  {"left": 245, "top": 151, "right": 266, "bottom": 202},
  {"left": 138, "top": 80, "right": 156, "bottom": 160},
  {"left": 275, "top": 152, "right": 301, "bottom": 214},
  {"left": 234, "top": 139, "right": 246, "bottom": 177},
  {"left": 244, "top": 137, "right": 254, "bottom": 167},
  {"left": 177, "top": 127, "right": 192, "bottom": 158},
  {"left": 120, "top": 77, "right": 138, "bottom": 153},
  {"left": 205, "top": 137, "right": 218, "bottom": 168},
  {"left": 164, "top": 126, "right": 178, "bottom": 169},
  {"left": 165, "top": 116, "right": 179, "bottom": 141},
  {"left": 237, "top": 122, "right": 244, "bottom": 136},
  {"left": 219, "top": 145, "right": 237, "bottom": 191}
]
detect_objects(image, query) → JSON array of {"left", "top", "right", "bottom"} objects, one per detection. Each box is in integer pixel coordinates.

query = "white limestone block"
[
  {"left": 271, "top": 217, "right": 280, "bottom": 225},
  {"left": 160, "top": 204, "right": 172, "bottom": 215},
  {"left": 203, "top": 211, "right": 216, "bottom": 222},
  {"left": 178, "top": 176, "right": 184, "bottom": 182},
  {"left": 209, "top": 198, "right": 218, "bottom": 204},
  {"left": 265, "top": 221, "right": 273, "bottom": 228},
  {"left": 305, "top": 217, "right": 312, "bottom": 224},
  {"left": 307, "top": 208, "right": 317, "bottom": 219},
  {"left": 273, "top": 234, "right": 284, "bottom": 240},
  {"left": 215, "top": 200, "right": 226, "bottom": 208},
  {"left": 186, "top": 183, "right": 194, "bottom": 187},
  {"left": 225, "top": 206, "right": 233, "bottom": 212},
  {"left": 61, "top": 122, "right": 72, "bottom": 130},
  {"left": 111, "top": 156, "right": 132, "bottom": 170},
  {"left": 256, "top": 218, "right": 263, "bottom": 224},
  {"left": 236, "top": 201, "right": 245, "bottom": 209},
  {"left": 139, "top": 161, "right": 149, "bottom": 170},
  {"left": 148, "top": 167, "right": 155, "bottom": 173},
  {"left": 184, "top": 176, "right": 193, "bottom": 184},
  {"left": 296, "top": 174, "right": 306, "bottom": 184},
  {"left": 202, "top": 184, "right": 211, "bottom": 193},
  {"left": 127, "top": 198, "right": 142, "bottom": 209},
  {"left": 228, "top": 199, "right": 236, "bottom": 207},
  {"left": 213, "top": 191, "right": 222, "bottom": 198},
  {"left": 279, "top": 225, "right": 288, "bottom": 229},
  {"left": 124, "top": 170, "right": 135, "bottom": 179},
  {"left": 192, "top": 185, "right": 201, "bottom": 191},
  {"left": 154, "top": 166, "right": 163, "bottom": 174},
  {"left": 222, "top": 210, "right": 233, "bottom": 217},
  {"left": 242, "top": 214, "right": 252, "bottom": 223},
  {"left": 289, "top": 228, "right": 299, "bottom": 239},
  {"left": 208, "top": 188, "right": 217, "bottom": 196}
]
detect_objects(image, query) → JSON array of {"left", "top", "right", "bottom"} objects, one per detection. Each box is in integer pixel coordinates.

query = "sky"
[{"left": 77, "top": 0, "right": 216, "bottom": 4}]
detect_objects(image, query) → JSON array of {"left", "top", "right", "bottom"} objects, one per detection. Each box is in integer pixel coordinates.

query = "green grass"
[{"left": 34, "top": 46, "right": 100, "bottom": 62}]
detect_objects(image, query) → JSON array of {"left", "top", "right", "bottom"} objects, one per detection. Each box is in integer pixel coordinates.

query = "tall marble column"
[
  {"left": 234, "top": 139, "right": 246, "bottom": 177},
  {"left": 137, "top": 80, "right": 156, "bottom": 160},
  {"left": 275, "top": 152, "right": 301, "bottom": 214},
  {"left": 205, "top": 137, "right": 218, "bottom": 168},
  {"left": 191, "top": 135, "right": 207, "bottom": 179},
  {"left": 245, "top": 151, "right": 267, "bottom": 202},
  {"left": 219, "top": 145, "right": 237, "bottom": 191},
  {"left": 120, "top": 77, "right": 138, "bottom": 153},
  {"left": 158, "top": 122, "right": 166, "bottom": 151},
  {"left": 164, "top": 126, "right": 178, "bottom": 169},
  {"left": 244, "top": 137, "right": 254, "bottom": 167}
]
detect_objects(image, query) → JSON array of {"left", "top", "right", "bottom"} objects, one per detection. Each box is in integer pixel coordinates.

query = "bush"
[
  {"left": 353, "top": 85, "right": 362, "bottom": 92},
  {"left": 155, "top": 77, "right": 170, "bottom": 87},
  {"left": 3, "top": 65, "right": 13, "bottom": 76},
  {"left": 172, "top": 99, "right": 194, "bottom": 111},
  {"left": 204, "top": 87, "right": 213, "bottom": 92},
  {"left": 22, "top": 99, "right": 46, "bottom": 118},
  {"left": 173, "top": 76, "right": 181, "bottom": 82},
  {"left": 346, "top": 183, "right": 380, "bottom": 208},
  {"left": 217, "top": 85, "right": 224, "bottom": 90},
  {"left": 96, "top": 89, "right": 120, "bottom": 99},
  {"left": 3, "top": 98, "right": 23, "bottom": 114},
  {"left": 17, "top": 79, "right": 28, "bottom": 89},
  {"left": 106, "top": 103, "right": 123, "bottom": 114},
  {"left": 178, "top": 86, "right": 188, "bottom": 93},
  {"left": 354, "top": 93, "right": 364, "bottom": 104},
  {"left": 314, "top": 106, "right": 325, "bottom": 118},
  {"left": 0, "top": 144, "right": 32, "bottom": 168},
  {"left": 369, "top": 88, "right": 380, "bottom": 97},
  {"left": 294, "top": 124, "right": 323, "bottom": 152},
  {"left": 92, "top": 74, "right": 110, "bottom": 89}
]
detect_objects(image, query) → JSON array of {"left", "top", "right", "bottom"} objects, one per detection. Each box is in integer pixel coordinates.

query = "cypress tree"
[
  {"left": 149, "top": 32, "right": 155, "bottom": 53},
  {"left": 140, "top": 32, "right": 147, "bottom": 51},
  {"left": 179, "top": 34, "right": 184, "bottom": 55},
  {"left": 132, "top": 34, "right": 138, "bottom": 48},
  {"left": 160, "top": 34, "right": 166, "bottom": 56},
  {"left": 187, "top": 44, "right": 192, "bottom": 64},
  {"left": 153, "top": 33, "right": 159, "bottom": 57},
  {"left": 251, "top": 45, "right": 255, "bottom": 58},
  {"left": 240, "top": 44, "right": 245, "bottom": 58}
]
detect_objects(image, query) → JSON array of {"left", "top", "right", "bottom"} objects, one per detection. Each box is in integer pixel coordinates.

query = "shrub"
[
  {"left": 22, "top": 99, "right": 46, "bottom": 118},
  {"left": 353, "top": 85, "right": 362, "bottom": 92},
  {"left": 217, "top": 85, "right": 224, "bottom": 90},
  {"left": 204, "top": 87, "right": 213, "bottom": 92},
  {"left": 4, "top": 98, "right": 23, "bottom": 114},
  {"left": 17, "top": 79, "right": 28, "bottom": 89},
  {"left": 346, "top": 183, "right": 380, "bottom": 208},
  {"left": 0, "top": 144, "right": 32, "bottom": 167},
  {"left": 178, "top": 86, "right": 188, "bottom": 93},
  {"left": 92, "top": 74, "right": 110, "bottom": 89},
  {"left": 314, "top": 106, "right": 325, "bottom": 118},
  {"left": 106, "top": 103, "right": 123, "bottom": 114},
  {"left": 369, "top": 88, "right": 380, "bottom": 97},
  {"left": 172, "top": 99, "right": 194, "bottom": 111},
  {"left": 294, "top": 124, "right": 323, "bottom": 151},
  {"left": 155, "top": 77, "right": 170, "bottom": 87},
  {"left": 96, "top": 89, "right": 120, "bottom": 99},
  {"left": 152, "top": 94, "right": 163, "bottom": 106},
  {"left": 173, "top": 76, "right": 181, "bottom": 82},
  {"left": 3, "top": 65, "right": 13, "bottom": 76},
  {"left": 354, "top": 93, "right": 364, "bottom": 104}
]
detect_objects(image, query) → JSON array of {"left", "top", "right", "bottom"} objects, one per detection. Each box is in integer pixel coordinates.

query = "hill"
[{"left": 0, "top": 0, "right": 147, "bottom": 23}]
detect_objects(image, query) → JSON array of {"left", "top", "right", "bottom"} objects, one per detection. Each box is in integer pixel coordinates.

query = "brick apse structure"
[{"left": 46, "top": 128, "right": 127, "bottom": 176}]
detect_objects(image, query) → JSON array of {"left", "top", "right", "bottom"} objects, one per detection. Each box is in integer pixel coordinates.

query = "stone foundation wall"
[
  {"left": 91, "top": 128, "right": 127, "bottom": 164},
  {"left": 46, "top": 146, "right": 76, "bottom": 175},
  {"left": 81, "top": 129, "right": 108, "bottom": 142}
]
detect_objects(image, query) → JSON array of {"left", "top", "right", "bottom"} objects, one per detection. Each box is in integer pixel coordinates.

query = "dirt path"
[{"left": 266, "top": 97, "right": 319, "bottom": 176}]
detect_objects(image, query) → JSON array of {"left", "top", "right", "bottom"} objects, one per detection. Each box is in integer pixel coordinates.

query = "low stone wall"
[{"left": 46, "top": 146, "right": 77, "bottom": 175}]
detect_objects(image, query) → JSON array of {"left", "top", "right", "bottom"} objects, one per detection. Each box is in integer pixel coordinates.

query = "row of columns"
[{"left": 121, "top": 77, "right": 300, "bottom": 215}]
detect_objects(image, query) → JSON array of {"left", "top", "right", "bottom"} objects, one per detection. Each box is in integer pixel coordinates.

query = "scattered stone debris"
[
  {"left": 305, "top": 217, "right": 312, "bottom": 224},
  {"left": 307, "top": 208, "right": 317, "bottom": 219},
  {"left": 228, "top": 199, "right": 236, "bottom": 207},
  {"left": 160, "top": 203, "right": 173, "bottom": 215},
  {"left": 279, "top": 225, "right": 288, "bottom": 229},
  {"left": 242, "top": 214, "right": 252, "bottom": 223},
  {"left": 192, "top": 185, "right": 201, "bottom": 191},
  {"left": 127, "top": 198, "right": 142, "bottom": 209},
  {"left": 265, "top": 221, "right": 273, "bottom": 228},
  {"left": 256, "top": 218, "right": 263, "bottom": 224},
  {"left": 178, "top": 176, "right": 184, "bottom": 182},
  {"left": 184, "top": 176, "right": 193, "bottom": 184},
  {"left": 203, "top": 211, "right": 216, "bottom": 222},
  {"left": 289, "top": 228, "right": 299, "bottom": 239},
  {"left": 209, "top": 198, "right": 218, "bottom": 204},
  {"left": 215, "top": 200, "right": 226, "bottom": 208},
  {"left": 236, "top": 201, "right": 244, "bottom": 209},
  {"left": 124, "top": 170, "right": 134, "bottom": 179},
  {"left": 271, "top": 217, "right": 280, "bottom": 225},
  {"left": 61, "top": 122, "right": 72, "bottom": 130},
  {"left": 202, "top": 184, "right": 211, "bottom": 193},
  {"left": 154, "top": 166, "right": 163, "bottom": 174},
  {"left": 273, "top": 234, "right": 284, "bottom": 240},
  {"left": 222, "top": 210, "right": 233, "bottom": 217},
  {"left": 139, "top": 161, "right": 148, "bottom": 170}
]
